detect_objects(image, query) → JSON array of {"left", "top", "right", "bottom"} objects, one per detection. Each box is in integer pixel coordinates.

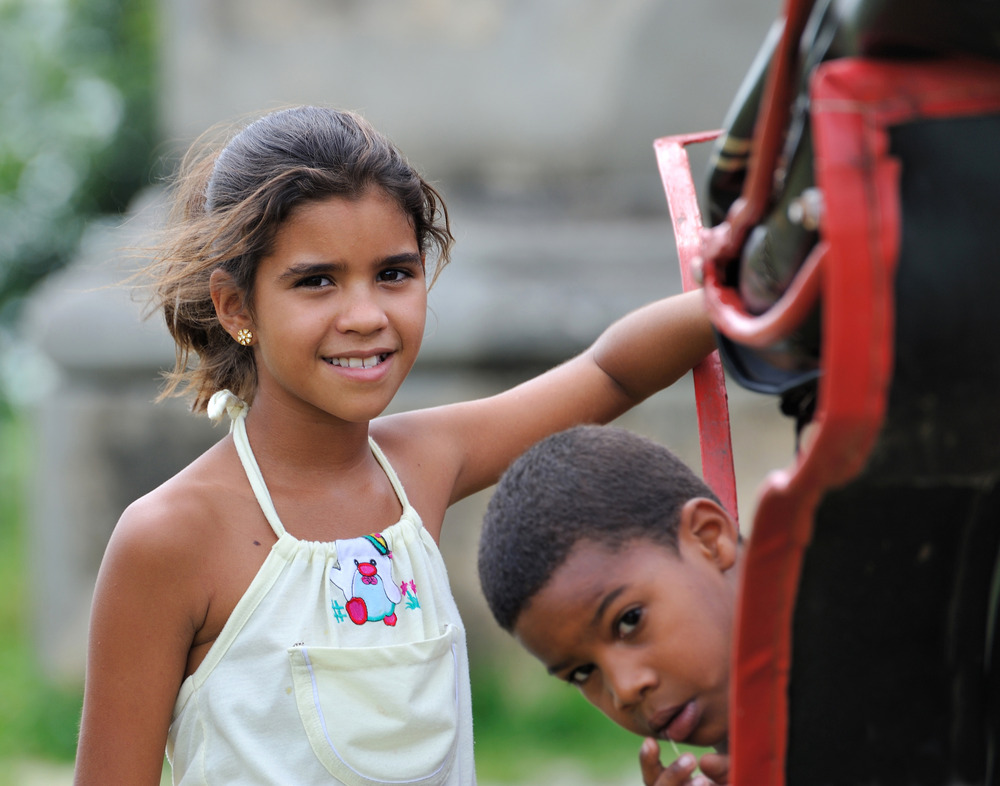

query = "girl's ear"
[
  {"left": 210, "top": 269, "right": 252, "bottom": 338},
  {"left": 678, "top": 497, "right": 740, "bottom": 572}
]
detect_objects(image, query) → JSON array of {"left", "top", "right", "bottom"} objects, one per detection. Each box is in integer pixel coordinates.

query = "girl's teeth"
[{"left": 332, "top": 355, "right": 383, "bottom": 369}]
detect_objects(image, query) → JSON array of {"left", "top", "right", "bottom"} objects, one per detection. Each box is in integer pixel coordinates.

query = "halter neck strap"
[
  {"left": 206, "top": 390, "right": 412, "bottom": 539},
  {"left": 209, "top": 390, "right": 286, "bottom": 538}
]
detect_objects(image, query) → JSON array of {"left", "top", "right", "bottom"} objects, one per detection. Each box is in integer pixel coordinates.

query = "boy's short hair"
[{"left": 478, "top": 425, "right": 720, "bottom": 632}]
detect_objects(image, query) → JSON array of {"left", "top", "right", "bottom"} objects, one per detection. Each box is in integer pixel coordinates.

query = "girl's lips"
[
  {"left": 325, "top": 352, "right": 390, "bottom": 369},
  {"left": 323, "top": 351, "right": 395, "bottom": 380}
]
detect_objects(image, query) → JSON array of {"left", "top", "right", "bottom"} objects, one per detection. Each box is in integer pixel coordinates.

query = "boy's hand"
[
  {"left": 697, "top": 751, "right": 730, "bottom": 784},
  {"left": 639, "top": 738, "right": 731, "bottom": 785}
]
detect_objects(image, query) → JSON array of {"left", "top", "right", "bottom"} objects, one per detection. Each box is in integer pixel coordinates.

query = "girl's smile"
[
  {"left": 322, "top": 351, "right": 395, "bottom": 382},
  {"left": 325, "top": 353, "right": 389, "bottom": 369}
]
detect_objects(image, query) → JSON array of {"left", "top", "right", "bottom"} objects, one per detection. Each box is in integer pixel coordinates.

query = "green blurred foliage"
[
  {"left": 470, "top": 659, "right": 708, "bottom": 782},
  {"left": 0, "top": 0, "right": 157, "bottom": 329},
  {"left": 0, "top": 410, "right": 84, "bottom": 772}
]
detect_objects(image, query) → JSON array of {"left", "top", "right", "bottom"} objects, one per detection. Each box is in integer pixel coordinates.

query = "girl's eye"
[
  {"left": 567, "top": 664, "right": 595, "bottom": 686},
  {"left": 297, "top": 274, "right": 332, "bottom": 288},
  {"left": 378, "top": 268, "right": 411, "bottom": 283},
  {"left": 616, "top": 608, "right": 642, "bottom": 637}
]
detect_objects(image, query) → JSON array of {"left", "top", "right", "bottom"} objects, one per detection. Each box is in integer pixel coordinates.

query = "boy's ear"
[
  {"left": 210, "top": 269, "right": 252, "bottom": 338},
  {"left": 678, "top": 497, "right": 740, "bottom": 572}
]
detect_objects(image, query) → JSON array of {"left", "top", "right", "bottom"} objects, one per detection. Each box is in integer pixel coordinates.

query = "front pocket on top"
[{"left": 289, "top": 624, "right": 460, "bottom": 786}]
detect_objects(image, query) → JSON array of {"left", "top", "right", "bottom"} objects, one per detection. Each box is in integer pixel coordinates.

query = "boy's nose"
[{"left": 606, "top": 658, "right": 657, "bottom": 711}]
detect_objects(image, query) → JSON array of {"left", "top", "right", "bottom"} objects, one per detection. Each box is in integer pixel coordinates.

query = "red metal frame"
[
  {"left": 729, "top": 57, "right": 1000, "bottom": 786},
  {"left": 653, "top": 130, "right": 739, "bottom": 522},
  {"left": 701, "top": 239, "right": 825, "bottom": 350}
]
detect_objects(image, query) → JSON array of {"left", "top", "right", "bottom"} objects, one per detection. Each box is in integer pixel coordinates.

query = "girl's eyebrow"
[
  {"left": 383, "top": 252, "right": 423, "bottom": 267},
  {"left": 277, "top": 261, "right": 344, "bottom": 281}
]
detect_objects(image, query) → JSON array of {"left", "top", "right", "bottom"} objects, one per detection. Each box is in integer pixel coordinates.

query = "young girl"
[{"left": 74, "top": 105, "right": 715, "bottom": 785}]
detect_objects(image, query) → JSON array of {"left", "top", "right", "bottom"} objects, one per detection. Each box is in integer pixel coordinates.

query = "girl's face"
[
  {"left": 247, "top": 190, "right": 427, "bottom": 424},
  {"left": 512, "top": 532, "right": 735, "bottom": 749}
]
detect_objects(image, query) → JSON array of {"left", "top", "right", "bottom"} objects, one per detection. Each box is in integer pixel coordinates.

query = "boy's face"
[{"left": 511, "top": 502, "right": 738, "bottom": 749}]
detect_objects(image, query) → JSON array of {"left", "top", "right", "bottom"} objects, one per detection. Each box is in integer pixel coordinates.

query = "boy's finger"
[
  {"left": 639, "top": 738, "right": 665, "bottom": 784},
  {"left": 699, "top": 752, "right": 730, "bottom": 784},
  {"left": 639, "top": 739, "right": 698, "bottom": 786}
]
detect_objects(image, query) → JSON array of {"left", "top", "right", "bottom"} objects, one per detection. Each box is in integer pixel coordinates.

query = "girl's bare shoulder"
[
  {"left": 98, "top": 434, "right": 276, "bottom": 675},
  {"left": 369, "top": 412, "right": 463, "bottom": 530},
  {"left": 108, "top": 436, "right": 261, "bottom": 569}
]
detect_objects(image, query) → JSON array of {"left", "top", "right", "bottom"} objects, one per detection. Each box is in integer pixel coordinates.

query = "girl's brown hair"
[{"left": 145, "top": 106, "right": 453, "bottom": 412}]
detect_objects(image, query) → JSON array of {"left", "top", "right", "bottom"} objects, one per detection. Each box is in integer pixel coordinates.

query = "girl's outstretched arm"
[
  {"left": 587, "top": 288, "right": 714, "bottom": 407},
  {"left": 75, "top": 495, "right": 205, "bottom": 785},
  {"left": 377, "top": 289, "right": 715, "bottom": 514}
]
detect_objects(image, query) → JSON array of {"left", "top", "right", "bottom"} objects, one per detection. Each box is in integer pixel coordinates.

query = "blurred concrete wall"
[
  {"left": 24, "top": 0, "right": 791, "bottom": 681},
  {"left": 159, "top": 0, "right": 779, "bottom": 212}
]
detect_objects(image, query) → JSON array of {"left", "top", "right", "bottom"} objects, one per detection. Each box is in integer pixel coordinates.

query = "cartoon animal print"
[{"left": 329, "top": 533, "right": 402, "bottom": 625}]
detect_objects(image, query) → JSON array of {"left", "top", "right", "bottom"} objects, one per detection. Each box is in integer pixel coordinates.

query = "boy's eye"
[
  {"left": 567, "top": 664, "right": 595, "bottom": 686},
  {"left": 616, "top": 607, "right": 642, "bottom": 637}
]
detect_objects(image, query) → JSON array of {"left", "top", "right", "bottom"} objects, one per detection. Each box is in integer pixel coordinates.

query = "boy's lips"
[{"left": 650, "top": 700, "right": 698, "bottom": 742}]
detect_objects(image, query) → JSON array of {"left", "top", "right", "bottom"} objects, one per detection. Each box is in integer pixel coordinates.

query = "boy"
[{"left": 477, "top": 425, "right": 740, "bottom": 785}]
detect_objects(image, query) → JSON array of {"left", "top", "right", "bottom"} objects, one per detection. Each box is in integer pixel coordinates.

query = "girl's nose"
[{"left": 336, "top": 285, "right": 389, "bottom": 335}]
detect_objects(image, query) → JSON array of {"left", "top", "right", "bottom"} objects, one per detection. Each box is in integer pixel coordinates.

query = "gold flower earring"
[{"left": 235, "top": 328, "right": 254, "bottom": 346}]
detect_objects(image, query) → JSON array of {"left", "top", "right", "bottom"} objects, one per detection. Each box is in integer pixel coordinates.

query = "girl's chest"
[{"left": 186, "top": 485, "right": 406, "bottom": 676}]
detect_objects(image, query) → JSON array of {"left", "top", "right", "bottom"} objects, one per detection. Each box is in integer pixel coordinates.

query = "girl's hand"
[{"left": 639, "top": 739, "right": 730, "bottom": 786}]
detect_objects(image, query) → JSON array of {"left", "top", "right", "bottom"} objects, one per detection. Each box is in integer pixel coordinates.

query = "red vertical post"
[{"left": 653, "top": 130, "right": 739, "bottom": 521}]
